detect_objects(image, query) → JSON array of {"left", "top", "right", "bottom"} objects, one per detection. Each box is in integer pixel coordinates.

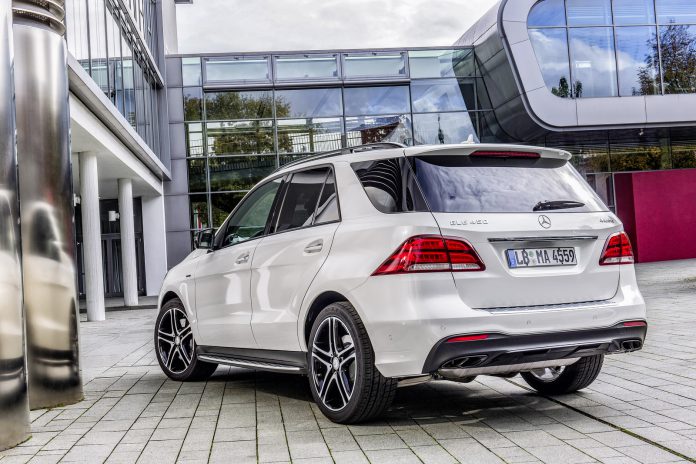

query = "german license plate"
[{"left": 506, "top": 247, "right": 577, "bottom": 268}]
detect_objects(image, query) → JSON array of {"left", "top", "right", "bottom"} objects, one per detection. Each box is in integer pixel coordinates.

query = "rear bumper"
[{"left": 422, "top": 322, "right": 647, "bottom": 374}]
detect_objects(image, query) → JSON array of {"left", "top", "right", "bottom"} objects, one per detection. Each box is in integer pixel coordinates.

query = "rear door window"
[
  {"left": 411, "top": 155, "right": 608, "bottom": 213},
  {"left": 351, "top": 158, "right": 429, "bottom": 213},
  {"left": 272, "top": 167, "right": 331, "bottom": 233}
]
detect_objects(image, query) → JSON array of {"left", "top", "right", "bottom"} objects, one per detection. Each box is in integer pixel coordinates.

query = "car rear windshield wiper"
[{"left": 533, "top": 200, "right": 585, "bottom": 212}]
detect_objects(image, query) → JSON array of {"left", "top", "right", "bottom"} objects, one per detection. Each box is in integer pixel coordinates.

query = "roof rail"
[{"left": 274, "top": 142, "right": 406, "bottom": 173}]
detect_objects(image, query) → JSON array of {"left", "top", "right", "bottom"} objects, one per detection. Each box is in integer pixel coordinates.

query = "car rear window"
[{"left": 411, "top": 155, "right": 608, "bottom": 213}]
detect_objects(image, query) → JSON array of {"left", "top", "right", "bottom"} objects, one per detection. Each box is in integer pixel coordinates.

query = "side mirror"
[{"left": 194, "top": 228, "right": 215, "bottom": 250}]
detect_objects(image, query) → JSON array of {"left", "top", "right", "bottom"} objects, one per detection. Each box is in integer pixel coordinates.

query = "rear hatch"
[{"left": 407, "top": 146, "right": 621, "bottom": 310}]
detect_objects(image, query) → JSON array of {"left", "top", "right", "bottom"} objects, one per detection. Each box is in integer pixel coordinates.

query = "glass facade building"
[
  {"left": 528, "top": 0, "right": 696, "bottom": 98},
  {"left": 65, "top": 0, "right": 164, "bottom": 157},
  {"left": 166, "top": 49, "right": 495, "bottom": 238}
]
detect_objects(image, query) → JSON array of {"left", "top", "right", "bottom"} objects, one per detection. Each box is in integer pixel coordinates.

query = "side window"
[
  {"left": 351, "top": 158, "right": 429, "bottom": 213},
  {"left": 220, "top": 178, "right": 281, "bottom": 248},
  {"left": 314, "top": 169, "right": 340, "bottom": 225},
  {"left": 272, "top": 167, "right": 329, "bottom": 233}
]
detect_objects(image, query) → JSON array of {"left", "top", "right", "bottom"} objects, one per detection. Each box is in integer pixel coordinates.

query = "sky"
[{"left": 176, "top": 0, "right": 499, "bottom": 54}]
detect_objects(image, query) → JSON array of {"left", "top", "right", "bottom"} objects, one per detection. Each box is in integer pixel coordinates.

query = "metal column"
[
  {"left": 0, "top": 0, "right": 30, "bottom": 450},
  {"left": 13, "top": 0, "right": 83, "bottom": 409}
]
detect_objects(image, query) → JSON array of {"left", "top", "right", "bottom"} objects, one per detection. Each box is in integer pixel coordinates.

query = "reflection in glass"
[
  {"left": 585, "top": 173, "right": 614, "bottom": 208},
  {"left": 616, "top": 26, "right": 660, "bottom": 96},
  {"left": 186, "top": 123, "right": 204, "bottom": 157},
  {"left": 211, "top": 192, "right": 246, "bottom": 228},
  {"left": 205, "top": 57, "right": 270, "bottom": 83},
  {"left": 612, "top": 0, "right": 655, "bottom": 25},
  {"left": 343, "top": 52, "right": 407, "bottom": 77},
  {"left": 343, "top": 86, "right": 410, "bottom": 116},
  {"left": 183, "top": 87, "right": 202, "bottom": 121},
  {"left": 88, "top": 0, "right": 108, "bottom": 95},
  {"left": 209, "top": 156, "right": 277, "bottom": 192},
  {"left": 274, "top": 88, "right": 343, "bottom": 118},
  {"left": 566, "top": 0, "right": 612, "bottom": 26},
  {"left": 122, "top": 38, "right": 136, "bottom": 128},
  {"left": 275, "top": 54, "right": 339, "bottom": 80},
  {"left": 672, "top": 143, "right": 696, "bottom": 168},
  {"left": 189, "top": 194, "right": 209, "bottom": 230},
  {"left": 527, "top": 0, "right": 566, "bottom": 27},
  {"left": 345, "top": 115, "right": 413, "bottom": 147},
  {"left": 205, "top": 91, "right": 274, "bottom": 120},
  {"left": 65, "top": 0, "right": 90, "bottom": 71},
  {"left": 277, "top": 118, "right": 343, "bottom": 154},
  {"left": 206, "top": 120, "right": 275, "bottom": 156},
  {"left": 656, "top": 0, "right": 696, "bottom": 24},
  {"left": 610, "top": 144, "right": 669, "bottom": 171},
  {"left": 411, "top": 79, "right": 472, "bottom": 112},
  {"left": 569, "top": 27, "right": 618, "bottom": 97},
  {"left": 567, "top": 146, "right": 610, "bottom": 174},
  {"left": 408, "top": 49, "right": 474, "bottom": 78},
  {"left": 529, "top": 28, "right": 573, "bottom": 97},
  {"left": 659, "top": 25, "right": 696, "bottom": 94},
  {"left": 413, "top": 112, "right": 478, "bottom": 145},
  {"left": 182, "top": 57, "right": 201, "bottom": 86},
  {"left": 106, "top": 5, "right": 124, "bottom": 113},
  {"left": 187, "top": 159, "right": 206, "bottom": 192}
]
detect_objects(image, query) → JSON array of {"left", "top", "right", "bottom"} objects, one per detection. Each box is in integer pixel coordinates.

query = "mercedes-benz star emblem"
[{"left": 538, "top": 215, "right": 552, "bottom": 229}]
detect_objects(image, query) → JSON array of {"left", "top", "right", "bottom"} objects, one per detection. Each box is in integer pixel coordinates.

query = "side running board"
[{"left": 197, "top": 354, "right": 305, "bottom": 374}]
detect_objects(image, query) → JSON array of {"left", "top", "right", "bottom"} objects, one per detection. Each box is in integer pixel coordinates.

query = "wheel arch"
[
  {"left": 160, "top": 290, "right": 181, "bottom": 310},
  {"left": 303, "top": 291, "right": 353, "bottom": 347}
]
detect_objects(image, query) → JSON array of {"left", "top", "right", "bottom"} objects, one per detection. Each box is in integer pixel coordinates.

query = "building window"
[
  {"left": 343, "top": 52, "right": 407, "bottom": 78},
  {"left": 343, "top": 86, "right": 411, "bottom": 116},
  {"left": 204, "top": 56, "right": 271, "bottom": 84},
  {"left": 408, "top": 49, "right": 475, "bottom": 78},
  {"left": 274, "top": 54, "right": 339, "bottom": 80}
]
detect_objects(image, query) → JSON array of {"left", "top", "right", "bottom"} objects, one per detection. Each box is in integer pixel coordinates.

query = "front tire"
[
  {"left": 155, "top": 298, "right": 217, "bottom": 381},
  {"left": 521, "top": 355, "right": 604, "bottom": 395},
  {"left": 307, "top": 302, "right": 397, "bottom": 424}
]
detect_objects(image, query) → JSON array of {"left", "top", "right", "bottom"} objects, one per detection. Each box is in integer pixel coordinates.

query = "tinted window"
[
  {"left": 314, "top": 171, "right": 340, "bottom": 225},
  {"left": 616, "top": 26, "right": 660, "bottom": 96},
  {"left": 343, "top": 86, "right": 411, "bottom": 116},
  {"left": 411, "top": 79, "right": 471, "bottom": 112},
  {"left": 273, "top": 168, "right": 329, "bottom": 233},
  {"left": 613, "top": 0, "right": 655, "bottom": 25},
  {"left": 274, "top": 55, "right": 339, "bottom": 80},
  {"left": 528, "top": 0, "right": 567, "bottom": 27},
  {"left": 529, "top": 28, "right": 572, "bottom": 97},
  {"left": 220, "top": 178, "right": 281, "bottom": 248},
  {"left": 569, "top": 27, "right": 618, "bottom": 97},
  {"left": 275, "top": 88, "right": 343, "bottom": 118},
  {"left": 411, "top": 156, "right": 607, "bottom": 213},
  {"left": 351, "top": 158, "right": 428, "bottom": 214},
  {"left": 566, "top": 0, "right": 612, "bottom": 26}
]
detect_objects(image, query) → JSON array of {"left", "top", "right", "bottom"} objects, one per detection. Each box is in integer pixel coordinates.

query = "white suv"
[{"left": 155, "top": 143, "right": 647, "bottom": 424}]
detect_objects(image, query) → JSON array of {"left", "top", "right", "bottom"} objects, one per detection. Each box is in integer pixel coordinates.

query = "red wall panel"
[{"left": 615, "top": 169, "right": 696, "bottom": 263}]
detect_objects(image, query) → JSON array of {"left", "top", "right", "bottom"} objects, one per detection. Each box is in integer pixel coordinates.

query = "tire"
[
  {"left": 307, "top": 301, "right": 397, "bottom": 424},
  {"left": 520, "top": 355, "right": 604, "bottom": 395},
  {"left": 154, "top": 298, "right": 217, "bottom": 381}
]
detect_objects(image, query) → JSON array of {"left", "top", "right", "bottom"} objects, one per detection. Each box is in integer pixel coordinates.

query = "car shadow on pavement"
[{"left": 208, "top": 367, "right": 553, "bottom": 427}]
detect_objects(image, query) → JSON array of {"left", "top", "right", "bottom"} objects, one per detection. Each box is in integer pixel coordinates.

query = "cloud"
[{"left": 175, "top": 0, "right": 499, "bottom": 54}]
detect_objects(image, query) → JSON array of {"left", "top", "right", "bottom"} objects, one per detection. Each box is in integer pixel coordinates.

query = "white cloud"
[{"left": 175, "top": 0, "right": 499, "bottom": 54}]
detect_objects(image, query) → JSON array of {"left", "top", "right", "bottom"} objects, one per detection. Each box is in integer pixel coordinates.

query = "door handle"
[
  {"left": 304, "top": 239, "right": 323, "bottom": 254},
  {"left": 235, "top": 252, "right": 250, "bottom": 264}
]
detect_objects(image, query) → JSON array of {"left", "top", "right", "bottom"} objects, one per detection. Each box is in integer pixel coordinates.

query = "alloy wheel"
[
  {"left": 311, "top": 317, "right": 357, "bottom": 411},
  {"left": 157, "top": 307, "right": 195, "bottom": 374},
  {"left": 528, "top": 366, "right": 565, "bottom": 382}
]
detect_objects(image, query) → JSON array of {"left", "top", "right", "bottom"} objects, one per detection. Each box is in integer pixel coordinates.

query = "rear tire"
[
  {"left": 521, "top": 355, "right": 603, "bottom": 395},
  {"left": 155, "top": 298, "right": 218, "bottom": 382},
  {"left": 307, "top": 301, "right": 397, "bottom": 424}
]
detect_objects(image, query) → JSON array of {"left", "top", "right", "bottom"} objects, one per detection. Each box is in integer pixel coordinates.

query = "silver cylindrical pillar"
[
  {"left": 118, "top": 178, "right": 139, "bottom": 307},
  {"left": 80, "top": 152, "right": 105, "bottom": 321},
  {"left": 13, "top": 0, "right": 83, "bottom": 409},
  {"left": 0, "top": 0, "right": 30, "bottom": 450}
]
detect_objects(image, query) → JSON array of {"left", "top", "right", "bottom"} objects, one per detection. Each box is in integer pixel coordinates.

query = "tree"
[
  {"left": 552, "top": 76, "right": 571, "bottom": 98},
  {"left": 638, "top": 24, "right": 696, "bottom": 95}
]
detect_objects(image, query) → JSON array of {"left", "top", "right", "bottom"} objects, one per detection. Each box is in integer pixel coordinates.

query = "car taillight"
[
  {"left": 599, "top": 231, "right": 634, "bottom": 265},
  {"left": 372, "top": 235, "right": 485, "bottom": 276}
]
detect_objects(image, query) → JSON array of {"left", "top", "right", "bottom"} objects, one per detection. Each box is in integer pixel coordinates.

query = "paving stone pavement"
[{"left": 2, "top": 259, "right": 695, "bottom": 464}]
